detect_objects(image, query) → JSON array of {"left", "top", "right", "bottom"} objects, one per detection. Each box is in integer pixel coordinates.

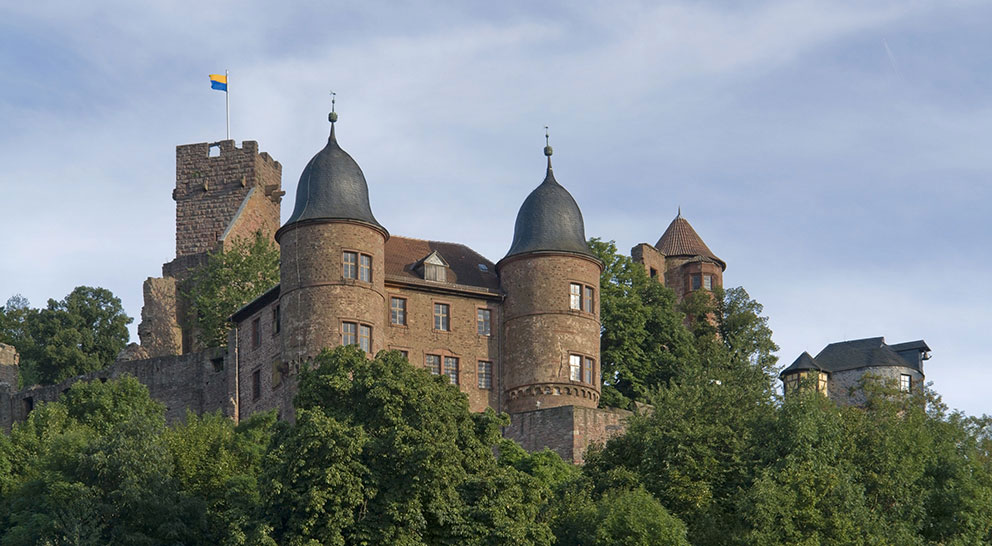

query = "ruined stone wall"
[
  {"left": 630, "top": 243, "right": 667, "bottom": 282},
  {"left": 0, "top": 349, "right": 233, "bottom": 431},
  {"left": 499, "top": 253, "right": 602, "bottom": 413},
  {"left": 138, "top": 277, "right": 183, "bottom": 358},
  {"left": 0, "top": 343, "right": 18, "bottom": 387},
  {"left": 384, "top": 283, "right": 501, "bottom": 412},
  {"left": 504, "top": 405, "right": 631, "bottom": 464},
  {"left": 278, "top": 221, "right": 387, "bottom": 363}
]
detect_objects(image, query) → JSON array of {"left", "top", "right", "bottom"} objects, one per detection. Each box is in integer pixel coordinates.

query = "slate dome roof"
[
  {"left": 277, "top": 122, "right": 386, "bottom": 240},
  {"left": 503, "top": 159, "right": 595, "bottom": 261},
  {"left": 655, "top": 213, "right": 725, "bottom": 270}
]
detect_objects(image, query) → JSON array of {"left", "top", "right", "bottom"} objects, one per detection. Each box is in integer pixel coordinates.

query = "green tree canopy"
[
  {"left": 187, "top": 231, "right": 280, "bottom": 348},
  {"left": 0, "top": 286, "right": 131, "bottom": 386},
  {"left": 259, "top": 346, "right": 554, "bottom": 545}
]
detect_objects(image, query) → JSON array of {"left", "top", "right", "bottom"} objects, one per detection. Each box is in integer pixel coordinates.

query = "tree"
[
  {"left": 0, "top": 286, "right": 132, "bottom": 386},
  {"left": 259, "top": 346, "right": 554, "bottom": 545},
  {"left": 589, "top": 239, "right": 698, "bottom": 408},
  {"left": 186, "top": 231, "right": 280, "bottom": 348},
  {"left": 0, "top": 376, "right": 204, "bottom": 544}
]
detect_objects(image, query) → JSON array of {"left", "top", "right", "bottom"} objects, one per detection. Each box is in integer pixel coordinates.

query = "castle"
[{"left": 0, "top": 109, "right": 926, "bottom": 461}]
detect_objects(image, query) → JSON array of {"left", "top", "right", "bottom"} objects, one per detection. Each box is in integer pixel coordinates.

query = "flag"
[{"left": 209, "top": 74, "right": 227, "bottom": 92}]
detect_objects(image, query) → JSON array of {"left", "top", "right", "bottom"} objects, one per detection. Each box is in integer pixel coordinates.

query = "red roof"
[
  {"left": 655, "top": 215, "right": 725, "bottom": 270},
  {"left": 385, "top": 236, "right": 500, "bottom": 292}
]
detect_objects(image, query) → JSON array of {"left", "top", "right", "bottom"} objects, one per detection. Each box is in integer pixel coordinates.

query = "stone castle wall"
[
  {"left": 0, "top": 348, "right": 233, "bottom": 431},
  {"left": 503, "top": 405, "right": 631, "bottom": 464}
]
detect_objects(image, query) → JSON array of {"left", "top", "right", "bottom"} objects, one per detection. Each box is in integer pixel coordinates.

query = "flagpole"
[{"left": 225, "top": 69, "right": 230, "bottom": 140}]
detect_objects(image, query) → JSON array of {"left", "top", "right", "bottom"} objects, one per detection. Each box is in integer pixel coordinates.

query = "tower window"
[
  {"left": 390, "top": 297, "right": 407, "bottom": 325},
  {"left": 703, "top": 275, "right": 713, "bottom": 290},
  {"left": 426, "top": 354, "right": 441, "bottom": 375},
  {"left": 359, "top": 254, "right": 372, "bottom": 282},
  {"left": 691, "top": 274, "right": 702, "bottom": 291},
  {"left": 585, "top": 357, "right": 594, "bottom": 384},
  {"left": 434, "top": 303, "right": 450, "bottom": 331},
  {"left": 342, "top": 322, "right": 357, "bottom": 346},
  {"left": 900, "top": 374, "right": 912, "bottom": 393},
  {"left": 343, "top": 251, "right": 357, "bottom": 279},
  {"left": 358, "top": 324, "right": 371, "bottom": 353},
  {"left": 584, "top": 286, "right": 594, "bottom": 313},
  {"left": 478, "top": 361, "right": 492, "bottom": 389},
  {"left": 444, "top": 356, "right": 459, "bottom": 385},
  {"left": 477, "top": 309, "right": 491, "bottom": 336},
  {"left": 570, "top": 284, "right": 582, "bottom": 310},
  {"left": 570, "top": 354, "right": 582, "bottom": 381}
]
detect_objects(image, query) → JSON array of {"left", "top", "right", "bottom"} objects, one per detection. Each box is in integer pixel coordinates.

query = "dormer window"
[{"left": 418, "top": 250, "right": 449, "bottom": 283}]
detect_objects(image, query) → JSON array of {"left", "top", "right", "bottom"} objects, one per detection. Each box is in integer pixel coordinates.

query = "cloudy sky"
[{"left": 1, "top": 1, "right": 989, "bottom": 415}]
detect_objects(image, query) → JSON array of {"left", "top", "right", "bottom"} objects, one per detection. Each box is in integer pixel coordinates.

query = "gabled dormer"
[{"left": 416, "top": 250, "right": 450, "bottom": 283}]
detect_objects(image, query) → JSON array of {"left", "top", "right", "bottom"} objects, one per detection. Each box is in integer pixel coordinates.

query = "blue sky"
[{"left": 1, "top": 0, "right": 989, "bottom": 415}]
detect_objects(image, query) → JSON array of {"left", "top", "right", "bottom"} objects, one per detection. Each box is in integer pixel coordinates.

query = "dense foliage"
[
  {"left": 0, "top": 286, "right": 132, "bottom": 386},
  {"left": 186, "top": 231, "right": 280, "bottom": 348},
  {"left": 3, "top": 239, "right": 991, "bottom": 544}
]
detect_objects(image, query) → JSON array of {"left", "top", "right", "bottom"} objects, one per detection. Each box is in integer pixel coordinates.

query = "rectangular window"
[
  {"left": 343, "top": 251, "right": 358, "bottom": 279},
  {"left": 272, "top": 304, "right": 281, "bottom": 335},
  {"left": 691, "top": 274, "right": 702, "bottom": 291},
  {"left": 359, "top": 254, "right": 372, "bottom": 282},
  {"left": 584, "top": 357, "right": 594, "bottom": 384},
  {"left": 434, "top": 303, "right": 450, "bottom": 331},
  {"left": 252, "top": 370, "right": 261, "bottom": 400},
  {"left": 584, "top": 286, "right": 594, "bottom": 313},
  {"left": 426, "top": 354, "right": 441, "bottom": 375},
  {"left": 477, "top": 309, "right": 491, "bottom": 336},
  {"left": 649, "top": 267, "right": 658, "bottom": 278},
  {"left": 272, "top": 360, "right": 283, "bottom": 388},
  {"left": 570, "top": 283, "right": 582, "bottom": 310},
  {"left": 425, "top": 263, "right": 446, "bottom": 282},
  {"left": 342, "top": 321, "right": 357, "bottom": 346},
  {"left": 358, "top": 324, "right": 371, "bottom": 353},
  {"left": 478, "top": 361, "right": 493, "bottom": 389},
  {"left": 900, "top": 374, "right": 911, "bottom": 393},
  {"left": 703, "top": 275, "right": 713, "bottom": 290},
  {"left": 390, "top": 297, "right": 407, "bottom": 325},
  {"left": 252, "top": 318, "right": 261, "bottom": 349},
  {"left": 570, "top": 354, "right": 582, "bottom": 381},
  {"left": 444, "top": 356, "right": 459, "bottom": 384},
  {"left": 399, "top": 350, "right": 409, "bottom": 360}
]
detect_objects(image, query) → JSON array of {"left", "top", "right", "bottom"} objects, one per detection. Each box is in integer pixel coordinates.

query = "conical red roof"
[{"left": 655, "top": 214, "right": 725, "bottom": 270}]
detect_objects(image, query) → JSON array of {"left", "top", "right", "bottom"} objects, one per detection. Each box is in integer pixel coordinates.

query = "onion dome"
[
  {"left": 503, "top": 145, "right": 595, "bottom": 261},
  {"left": 276, "top": 113, "right": 386, "bottom": 241},
  {"left": 655, "top": 212, "right": 725, "bottom": 270}
]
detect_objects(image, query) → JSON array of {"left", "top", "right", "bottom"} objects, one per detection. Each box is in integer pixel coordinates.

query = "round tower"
[
  {"left": 497, "top": 141, "right": 603, "bottom": 413},
  {"left": 275, "top": 109, "right": 388, "bottom": 362}
]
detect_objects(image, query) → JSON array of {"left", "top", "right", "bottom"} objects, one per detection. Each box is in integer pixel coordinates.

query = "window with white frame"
[
  {"left": 900, "top": 374, "right": 911, "bottom": 393},
  {"left": 570, "top": 354, "right": 582, "bottom": 381},
  {"left": 390, "top": 297, "right": 407, "bottom": 325},
  {"left": 570, "top": 283, "right": 582, "bottom": 310},
  {"left": 478, "top": 361, "right": 492, "bottom": 389},
  {"left": 444, "top": 356, "right": 459, "bottom": 384},
  {"left": 434, "top": 303, "right": 450, "bottom": 331},
  {"left": 343, "top": 251, "right": 357, "bottom": 279},
  {"left": 359, "top": 254, "right": 372, "bottom": 282},
  {"left": 477, "top": 309, "right": 491, "bottom": 336}
]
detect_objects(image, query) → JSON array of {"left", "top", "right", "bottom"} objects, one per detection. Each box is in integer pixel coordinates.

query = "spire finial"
[
  {"left": 328, "top": 91, "right": 338, "bottom": 124},
  {"left": 677, "top": 206, "right": 681, "bottom": 218},
  {"left": 544, "top": 125, "right": 553, "bottom": 170}
]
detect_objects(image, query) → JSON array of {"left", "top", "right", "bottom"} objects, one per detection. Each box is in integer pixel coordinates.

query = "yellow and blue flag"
[{"left": 209, "top": 74, "right": 227, "bottom": 92}]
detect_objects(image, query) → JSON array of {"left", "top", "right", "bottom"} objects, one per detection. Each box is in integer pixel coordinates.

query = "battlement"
[{"left": 172, "top": 140, "right": 283, "bottom": 259}]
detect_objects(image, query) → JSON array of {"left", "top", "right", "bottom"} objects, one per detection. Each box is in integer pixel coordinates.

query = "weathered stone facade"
[{"left": 1, "top": 127, "right": 733, "bottom": 463}]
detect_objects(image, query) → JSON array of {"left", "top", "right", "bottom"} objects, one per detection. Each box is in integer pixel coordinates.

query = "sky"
[{"left": 1, "top": 0, "right": 989, "bottom": 415}]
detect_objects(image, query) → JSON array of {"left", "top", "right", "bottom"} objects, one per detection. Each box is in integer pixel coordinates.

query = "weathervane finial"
[
  {"left": 543, "top": 126, "right": 554, "bottom": 171},
  {"left": 328, "top": 91, "right": 338, "bottom": 124}
]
